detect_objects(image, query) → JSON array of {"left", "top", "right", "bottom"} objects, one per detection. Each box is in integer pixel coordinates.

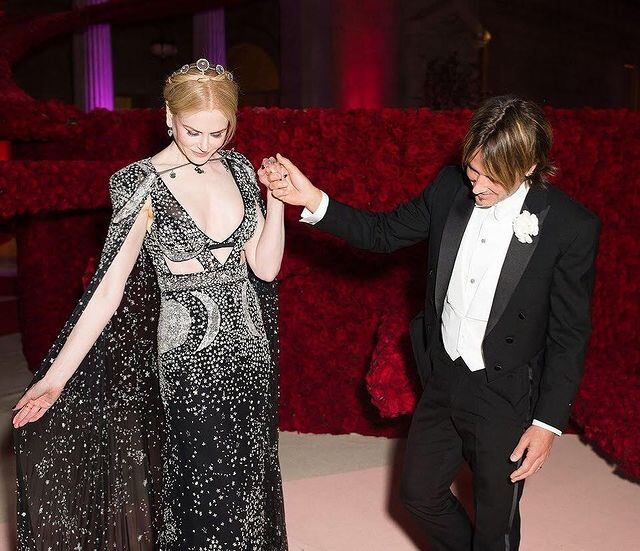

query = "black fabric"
[
  {"left": 400, "top": 337, "right": 530, "bottom": 551},
  {"left": 409, "top": 310, "right": 431, "bottom": 386}
]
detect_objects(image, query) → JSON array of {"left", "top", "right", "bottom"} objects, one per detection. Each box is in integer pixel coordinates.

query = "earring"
[{"left": 167, "top": 128, "right": 173, "bottom": 138}]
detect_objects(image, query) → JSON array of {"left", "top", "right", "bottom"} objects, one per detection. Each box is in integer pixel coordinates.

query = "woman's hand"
[
  {"left": 264, "top": 154, "right": 323, "bottom": 212},
  {"left": 257, "top": 156, "right": 287, "bottom": 198},
  {"left": 12, "top": 376, "right": 65, "bottom": 428}
]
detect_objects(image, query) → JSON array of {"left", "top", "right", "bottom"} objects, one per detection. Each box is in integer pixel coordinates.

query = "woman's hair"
[
  {"left": 163, "top": 63, "right": 239, "bottom": 147},
  {"left": 462, "top": 95, "right": 556, "bottom": 191}
]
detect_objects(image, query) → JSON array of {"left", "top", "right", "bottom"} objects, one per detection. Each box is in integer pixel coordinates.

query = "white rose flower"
[{"left": 513, "top": 210, "right": 539, "bottom": 244}]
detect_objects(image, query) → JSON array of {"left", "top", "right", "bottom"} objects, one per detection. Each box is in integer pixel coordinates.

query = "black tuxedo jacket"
[{"left": 314, "top": 166, "right": 601, "bottom": 431}]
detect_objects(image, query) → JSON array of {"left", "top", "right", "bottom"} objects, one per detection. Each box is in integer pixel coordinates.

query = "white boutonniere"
[{"left": 513, "top": 210, "right": 539, "bottom": 244}]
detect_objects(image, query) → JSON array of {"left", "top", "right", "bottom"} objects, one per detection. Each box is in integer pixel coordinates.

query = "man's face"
[{"left": 465, "top": 149, "right": 511, "bottom": 207}]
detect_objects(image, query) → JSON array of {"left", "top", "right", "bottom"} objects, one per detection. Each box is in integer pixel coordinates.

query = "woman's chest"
[{"left": 145, "top": 184, "right": 256, "bottom": 265}]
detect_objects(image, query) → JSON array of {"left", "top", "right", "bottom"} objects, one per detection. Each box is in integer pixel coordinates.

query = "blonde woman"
[{"left": 13, "top": 59, "right": 288, "bottom": 549}]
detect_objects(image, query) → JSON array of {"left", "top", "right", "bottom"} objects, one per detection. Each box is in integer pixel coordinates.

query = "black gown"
[{"left": 13, "top": 150, "right": 288, "bottom": 550}]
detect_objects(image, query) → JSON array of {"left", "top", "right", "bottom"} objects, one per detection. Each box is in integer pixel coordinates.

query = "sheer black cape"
[{"left": 13, "top": 153, "right": 279, "bottom": 549}]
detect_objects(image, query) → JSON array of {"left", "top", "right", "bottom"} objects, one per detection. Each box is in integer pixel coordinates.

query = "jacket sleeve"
[
  {"left": 313, "top": 167, "right": 453, "bottom": 253},
  {"left": 534, "top": 213, "right": 602, "bottom": 431}
]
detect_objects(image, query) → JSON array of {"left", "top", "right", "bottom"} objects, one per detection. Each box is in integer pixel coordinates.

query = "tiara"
[{"left": 170, "top": 58, "right": 233, "bottom": 81}]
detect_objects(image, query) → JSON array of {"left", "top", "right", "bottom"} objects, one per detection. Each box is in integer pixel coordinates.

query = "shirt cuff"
[
  {"left": 299, "top": 191, "right": 329, "bottom": 225},
  {"left": 532, "top": 419, "right": 562, "bottom": 436}
]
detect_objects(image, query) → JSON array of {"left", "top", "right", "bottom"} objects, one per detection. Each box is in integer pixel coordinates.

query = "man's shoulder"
[
  {"left": 545, "top": 184, "right": 600, "bottom": 228},
  {"left": 429, "top": 165, "right": 466, "bottom": 196},
  {"left": 436, "top": 164, "right": 466, "bottom": 185}
]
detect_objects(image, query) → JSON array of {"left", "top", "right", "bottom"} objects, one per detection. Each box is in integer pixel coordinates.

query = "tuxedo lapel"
[
  {"left": 434, "top": 184, "right": 475, "bottom": 318},
  {"left": 484, "top": 185, "right": 550, "bottom": 337}
]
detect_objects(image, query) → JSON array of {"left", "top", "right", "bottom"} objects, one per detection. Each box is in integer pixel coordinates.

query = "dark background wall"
[
  {"left": 7, "top": 0, "right": 280, "bottom": 108},
  {"left": 6, "top": 0, "right": 640, "bottom": 110},
  {"left": 397, "top": 0, "right": 640, "bottom": 109}
]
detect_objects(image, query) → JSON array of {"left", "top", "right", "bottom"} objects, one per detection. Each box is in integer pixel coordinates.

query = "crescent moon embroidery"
[
  {"left": 241, "top": 281, "right": 261, "bottom": 337},
  {"left": 190, "top": 290, "right": 221, "bottom": 352},
  {"left": 157, "top": 299, "right": 191, "bottom": 354}
]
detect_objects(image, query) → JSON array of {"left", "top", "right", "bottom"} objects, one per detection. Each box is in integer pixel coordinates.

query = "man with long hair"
[{"left": 264, "top": 95, "right": 601, "bottom": 550}]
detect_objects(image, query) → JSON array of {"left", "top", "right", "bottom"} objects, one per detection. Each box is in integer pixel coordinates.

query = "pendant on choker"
[{"left": 169, "top": 164, "right": 206, "bottom": 178}]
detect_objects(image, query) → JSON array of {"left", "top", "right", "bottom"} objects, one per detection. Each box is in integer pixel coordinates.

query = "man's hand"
[
  {"left": 509, "top": 425, "right": 555, "bottom": 482},
  {"left": 263, "top": 154, "right": 324, "bottom": 212}
]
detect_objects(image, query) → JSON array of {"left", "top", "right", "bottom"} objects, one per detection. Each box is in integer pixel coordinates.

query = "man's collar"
[{"left": 475, "top": 181, "right": 529, "bottom": 221}]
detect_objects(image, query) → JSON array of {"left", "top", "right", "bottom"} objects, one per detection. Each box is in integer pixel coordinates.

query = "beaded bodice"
[{"left": 139, "top": 153, "right": 259, "bottom": 293}]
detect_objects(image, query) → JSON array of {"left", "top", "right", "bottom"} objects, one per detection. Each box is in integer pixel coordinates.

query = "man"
[{"left": 263, "top": 96, "right": 601, "bottom": 550}]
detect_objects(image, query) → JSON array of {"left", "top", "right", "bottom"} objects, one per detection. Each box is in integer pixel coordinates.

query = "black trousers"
[{"left": 400, "top": 336, "right": 532, "bottom": 551}]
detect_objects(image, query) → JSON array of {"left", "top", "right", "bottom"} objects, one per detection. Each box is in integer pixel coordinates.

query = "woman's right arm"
[{"left": 13, "top": 196, "right": 152, "bottom": 428}]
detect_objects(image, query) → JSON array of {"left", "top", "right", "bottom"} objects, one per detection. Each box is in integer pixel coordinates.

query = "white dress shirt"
[
  {"left": 442, "top": 182, "right": 529, "bottom": 372},
  {"left": 300, "top": 189, "right": 561, "bottom": 436}
]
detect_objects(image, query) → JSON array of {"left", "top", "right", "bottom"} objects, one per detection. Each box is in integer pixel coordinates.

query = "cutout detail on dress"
[
  {"left": 210, "top": 244, "right": 234, "bottom": 266},
  {"left": 164, "top": 256, "right": 205, "bottom": 275}
]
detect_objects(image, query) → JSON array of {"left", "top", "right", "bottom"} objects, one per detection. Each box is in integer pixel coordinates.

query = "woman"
[{"left": 12, "top": 59, "right": 288, "bottom": 550}]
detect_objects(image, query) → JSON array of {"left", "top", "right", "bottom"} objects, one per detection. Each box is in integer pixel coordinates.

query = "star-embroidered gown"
[{"left": 14, "top": 151, "right": 288, "bottom": 550}]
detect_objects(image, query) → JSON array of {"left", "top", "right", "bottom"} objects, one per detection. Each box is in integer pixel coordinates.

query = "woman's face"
[{"left": 167, "top": 109, "right": 229, "bottom": 164}]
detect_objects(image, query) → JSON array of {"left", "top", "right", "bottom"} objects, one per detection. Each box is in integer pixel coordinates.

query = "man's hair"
[{"left": 462, "top": 95, "right": 556, "bottom": 191}]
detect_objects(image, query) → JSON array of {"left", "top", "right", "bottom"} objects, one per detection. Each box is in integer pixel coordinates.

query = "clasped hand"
[{"left": 257, "top": 154, "right": 323, "bottom": 211}]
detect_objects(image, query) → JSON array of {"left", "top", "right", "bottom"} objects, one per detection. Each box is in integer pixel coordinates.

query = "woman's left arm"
[{"left": 243, "top": 158, "right": 285, "bottom": 282}]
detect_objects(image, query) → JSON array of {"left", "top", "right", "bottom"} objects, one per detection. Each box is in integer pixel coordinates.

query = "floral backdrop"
[
  {"left": 1, "top": 107, "right": 638, "bottom": 478},
  {"left": 0, "top": 1, "right": 638, "bottom": 478}
]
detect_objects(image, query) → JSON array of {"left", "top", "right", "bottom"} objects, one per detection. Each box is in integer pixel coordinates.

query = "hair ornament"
[
  {"left": 195, "top": 58, "right": 210, "bottom": 73},
  {"left": 171, "top": 58, "right": 233, "bottom": 81}
]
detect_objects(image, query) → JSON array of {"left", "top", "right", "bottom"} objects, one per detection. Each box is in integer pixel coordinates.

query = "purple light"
[
  {"left": 83, "top": 0, "right": 114, "bottom": 111},
  {"left": 193, "top": 8, "right": 226, "bottom": 65}
]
